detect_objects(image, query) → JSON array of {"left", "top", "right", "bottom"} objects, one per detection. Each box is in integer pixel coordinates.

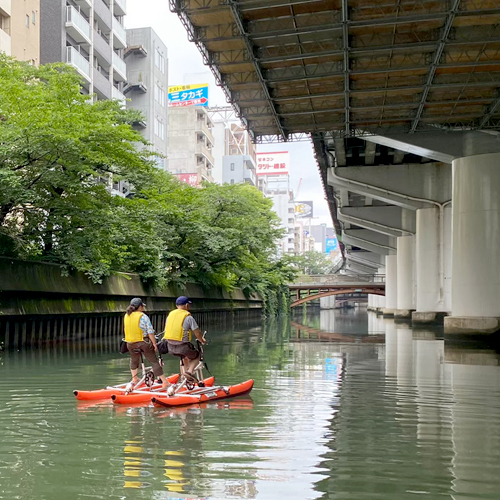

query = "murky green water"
[{"left": 1, "top": 308, "right": 500, "bottom": 500}]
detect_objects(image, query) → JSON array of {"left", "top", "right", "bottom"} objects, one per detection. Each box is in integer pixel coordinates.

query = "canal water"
[{"left": 1, "top": 308, "right": 500, "bottom": 500}]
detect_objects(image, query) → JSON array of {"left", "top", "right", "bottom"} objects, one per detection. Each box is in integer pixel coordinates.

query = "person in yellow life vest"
[
  {"left": 124, "top": 297, "right": 170, "bottom": 390},
  {"left": 163, "top": 296, "right": 206, "bottom": 378}
]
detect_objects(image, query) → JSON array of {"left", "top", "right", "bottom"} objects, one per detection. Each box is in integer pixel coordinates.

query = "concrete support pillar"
[
  {"left": 395, "top": 236, "right": 415, "bottom": 319},
  {"left": 383, "top": 254, "right": 397, "bottom": 317},
  {"left": 377, "top": 266, "right": 386, "bottom": 313},
  {"left": 445, "top": 153, "right": 500, "bottom": 334},
  {"left": 320, "top": 296, "right": 336, "bottom": 309},
  {"left": 378, "top": 294, "right": 386, "bottom": 312},
  {"left": 368, "top": 294, "right": 374, "bottom": 311},
  {"left": 413, "top": 207, "right": 451, "bottom": 325}
]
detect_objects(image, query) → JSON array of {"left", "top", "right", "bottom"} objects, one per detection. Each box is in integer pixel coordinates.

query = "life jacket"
[
  {"left": 163, "top": 309, "right": 191, "bottom": 342},
  {"left": 123, "top": 311, "right": 144, "bottom": 342}
]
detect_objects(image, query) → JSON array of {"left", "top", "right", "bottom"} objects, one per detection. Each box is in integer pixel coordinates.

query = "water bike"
[
  {"left": 112, "top": 333, "right": 221, "bottom": 404},
  {"left": 75, "top": 334, "right": 254, "bottom": 407},
  {"left": 113, "top": 334, "right": 254, "bottom": 407},
  {"left": 149, "top": 334, "right": 253, "bottom": 407},
  {"left": 111, "top": 376, "right": 216, "bottom": 404},
  {"left": 151, "top": 379, "right": 254, "bottom": 408},
  {"left": 74, "top": 343, "right": 177, "bottom": 401}
]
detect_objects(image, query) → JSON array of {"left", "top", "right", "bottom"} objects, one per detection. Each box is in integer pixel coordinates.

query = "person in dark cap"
[
  {"left": 123, "top": 297, "right": 170, "bottom": 390},
  {"left": 162, "top": 296, "right": 206, "bottom": 378}
]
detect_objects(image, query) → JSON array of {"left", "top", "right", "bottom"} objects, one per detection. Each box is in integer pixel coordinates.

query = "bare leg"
[
  {"left": 158, "top": 374, "right": 170, "bottom": 390},
  {"left": 184, "top": 357, "right": 200, "bottom": 378},
  {"left": 130, "top": 368, "right": 140, "bottom": 385}
]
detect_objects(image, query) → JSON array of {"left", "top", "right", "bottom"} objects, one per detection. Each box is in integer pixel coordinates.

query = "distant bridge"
[{"left": 289, "top": 274, "right": 385, "bottom": 308}]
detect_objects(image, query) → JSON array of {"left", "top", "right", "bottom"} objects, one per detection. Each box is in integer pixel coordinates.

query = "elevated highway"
[{"left": 172, "top": 0, "right": 500, "bottom": 334}]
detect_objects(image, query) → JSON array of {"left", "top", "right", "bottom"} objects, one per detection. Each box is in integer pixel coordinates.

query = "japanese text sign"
[
  {"left": 256, "top": 151, "right": 290, "bottom": 176},
  {"left": 175, "top": 173, "right": 200, "bottom": 187},
  {"left": 168, "top": 83, "right": 209, "bottom": 107}
]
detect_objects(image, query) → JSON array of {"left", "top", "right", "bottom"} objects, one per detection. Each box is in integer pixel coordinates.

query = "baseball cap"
[
  {"left": 130, "top": 297, "right": 145, "bottom": 307},
  {"left": 176, "top": 296, "right": 192, "bottom": 305}
]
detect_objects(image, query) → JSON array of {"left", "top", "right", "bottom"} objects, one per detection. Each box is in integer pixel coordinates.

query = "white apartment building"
[
  {"left": 264, "top": 175, "right": 295, "bottom": 255},
  {"left": 40, "top": 0, "right": 127, "bottom": 102},
  {"left": 125, "top": 27, "right": 168, "bottom": 170}
]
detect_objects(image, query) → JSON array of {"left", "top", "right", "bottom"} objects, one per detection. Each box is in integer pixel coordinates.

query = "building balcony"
[
  {"left": 66, "top": 46, "right": 91, "bottom": 82},
  {"left": 65, "top": 6, "right": 91, "bottom": 45},
  {"left": 93, "top": 68, "right": 111, "bottom": 100},
  {"left": 73, "top": 0, "right": 91, "bottom": 15},
  {"left": 124, "top": 70, "right": 148, "bottom": 93},
  {"left": 114, "top": 0, "right": 126, "bottom": 16},
  {"left": 112, "top": 85, "right": 126, "bottom": 106},
  {"left": 196, "top": 143, "right": 214, "bottom": 167},
  {"left": 112, "top": 19, "right": 126, "bottom": 49},
  {"left": 93, "top": 30, "right": 112, "bottom": 67},
  {"left": 195, "top": 119, "right": 214, "bottom": 146},
  {"left": 243, "top": 167, "right": 256, "bottom": 186},
  {"left": 94, "top": 0, "right": 112, "bottom": 31},
  {"left": 0, "top": 28, "right": 11, "bottom": 56},
  {"left": 0, "top": 0, "right": 11, "bottom": 15},
  {"left": 112, "top": 52, "right": 126, "bottom": 81}
]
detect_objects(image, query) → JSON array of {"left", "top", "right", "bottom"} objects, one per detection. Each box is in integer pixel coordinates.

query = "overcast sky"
[{"left": 126, "top": 0, "right": 333, "bottom": 226}]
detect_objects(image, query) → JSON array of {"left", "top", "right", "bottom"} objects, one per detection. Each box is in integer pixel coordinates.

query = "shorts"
[
  {"left": 127, "top": 340, "right": 164, "bottom": 377},
  {"left": 167, "top": 341, "right": 200, "bottom": 360}
]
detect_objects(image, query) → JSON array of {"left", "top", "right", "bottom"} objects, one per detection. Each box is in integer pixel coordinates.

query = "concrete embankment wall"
[{"left": 0, "top": 258, "right": 262, "bottom": 349}]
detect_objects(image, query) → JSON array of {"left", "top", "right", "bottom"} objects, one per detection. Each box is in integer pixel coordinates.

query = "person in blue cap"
[{"left": 162, "top": 296, "right": 206, "bottom": 378}]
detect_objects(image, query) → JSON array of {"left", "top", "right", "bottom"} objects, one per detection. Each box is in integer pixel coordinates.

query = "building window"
[
  {"left": 230, "top": 163, "right": 235, "bottom": 171},
  {"left": 26, "top": 15, "right": 30, "bottom": 28},
  {"left": 155, "top": 48, "right": 165, "bottom": 74},
  {"left": 32, "top": 11, "right": 36, "bottom": 24},
  {"left": 154, "top": 116, "right": 164, "bottom": 140},
  {"left": 230, "top": 179, "right": 234, "bottom": 184},
  {"left": 154, "top": 82, "right": 165, "bottom": 107}
]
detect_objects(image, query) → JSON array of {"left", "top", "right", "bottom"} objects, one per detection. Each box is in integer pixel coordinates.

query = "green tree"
[
  {"left": 294, "top": 250, "right": 336, "bottom": 275},
  {"left": 0, "top": 55, "right": 161, "bottom": 280},
  {"left": 0, "top": 56, "right": 297, "bottom": 311}
]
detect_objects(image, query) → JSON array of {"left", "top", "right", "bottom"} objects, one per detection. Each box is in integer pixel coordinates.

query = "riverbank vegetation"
[{"left": 0, "top": 57, "right": 297, "bottom": 314}]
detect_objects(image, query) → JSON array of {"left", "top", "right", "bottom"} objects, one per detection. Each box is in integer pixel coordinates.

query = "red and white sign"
[
  {"left": 175, "top": 173, "right": 199, "bottom": 187},
  {"left": 256, "top": 151, "right": 290, "bottom": 176},
  {"left": 169, "top": 97, "right": 208, "bottom": 107}
]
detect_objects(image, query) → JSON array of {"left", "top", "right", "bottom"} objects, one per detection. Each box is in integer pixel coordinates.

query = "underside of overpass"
[{"left": 171, "top": 0, "right": 500, "bottom": 334}]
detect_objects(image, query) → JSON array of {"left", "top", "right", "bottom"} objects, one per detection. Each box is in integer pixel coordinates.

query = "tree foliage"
[
  {"left": 294, "top": 250, "right": 337, "bottom": 275},
  {"left": 0, "top": 56, "right": 297, "bottom": 310}
]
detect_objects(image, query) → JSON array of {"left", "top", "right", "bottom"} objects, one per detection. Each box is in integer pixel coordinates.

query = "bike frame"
[
  {"left": 168, "top": 333, "right": 208, "bottom": 396},
  {"left": 121, "top": 350, "right": 163, "bottom": 394}
]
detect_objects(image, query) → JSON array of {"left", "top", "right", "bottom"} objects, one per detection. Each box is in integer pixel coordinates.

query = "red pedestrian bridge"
[{"left": 289, "top": 274, "right": 385, "bottom": 307}]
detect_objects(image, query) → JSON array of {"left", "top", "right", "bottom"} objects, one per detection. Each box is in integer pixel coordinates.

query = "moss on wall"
[{"left": 0, "top": 258, "right": 262, "bottom": 316}]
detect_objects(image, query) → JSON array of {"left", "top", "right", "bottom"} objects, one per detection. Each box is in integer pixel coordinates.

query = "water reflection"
[
  {"left": 295, "top": 308, "right": 500, "bottom": 500},
  {"left": 1, "top": 312, "right": 500, "bottom": 499}
]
